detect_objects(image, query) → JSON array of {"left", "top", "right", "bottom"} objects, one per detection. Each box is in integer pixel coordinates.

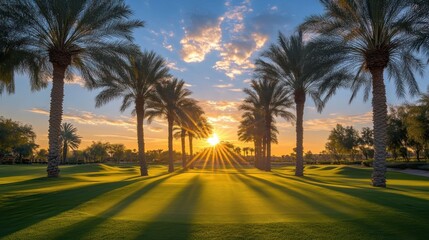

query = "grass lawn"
[{"left": 0, "top": 164, "right": 428, "bottom": 239}]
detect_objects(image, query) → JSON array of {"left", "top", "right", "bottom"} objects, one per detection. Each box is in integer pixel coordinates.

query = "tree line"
[{"left": 2, "top": 0, "right": 429, "bottom": 187}]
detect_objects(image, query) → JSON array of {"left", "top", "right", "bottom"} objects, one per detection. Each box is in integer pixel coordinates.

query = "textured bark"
[
  {"left": 136, "top": 100, "right": 148, "bottom": 176},
  {"left": 168, "top": 116, "right": 174, "bottom": 173},
  {"left": 189, "top": 134, "right": 194, "bottom": 169},
  {"left": 47, "top": 63, "right": 66, "bottom": 177},
  {"left": 265, "top": 114, "right": 272, "bottom": 172},
  {"left": 181, "top": 128, "right": 186, "bottom": 169},
  {"left": 370, "top": 67, "right": 387, "bottom": 187},
  {"left": 295, "top": 90, "right": 306, "bottom": 177}
]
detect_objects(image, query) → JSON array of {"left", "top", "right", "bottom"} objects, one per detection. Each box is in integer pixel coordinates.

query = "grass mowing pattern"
[{"left": 0, "top": 164, "right": 428, "bottom": 239}]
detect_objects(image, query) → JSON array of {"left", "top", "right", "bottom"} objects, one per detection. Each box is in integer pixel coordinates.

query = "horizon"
[{"left": 0, "top": 0, "right": 427, "bottom": 155}]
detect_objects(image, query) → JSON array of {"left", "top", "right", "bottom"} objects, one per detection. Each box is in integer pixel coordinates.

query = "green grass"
[{"left": 0, "top": 164, "right": 428, "bottom": 239}]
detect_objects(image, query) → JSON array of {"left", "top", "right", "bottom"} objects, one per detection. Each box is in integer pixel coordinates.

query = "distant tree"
[
  {"left": 387, "top": 106, "right": 409, "bottom": 160},
  {"left": 109, "top": 144, "right": 126, "bottom": 163},
  {"left": 85, "top": 142, "right": 110, "bottom": 162},
  {"left": 358, "top": 127, "right": 374, "bottom": 160},
  {"left": 325, "top": 124, "right": 360, "bottom": 161},
  {"left": 60, "top": 123, "right": 81, "bottom": 164},
  {"left": 0, "top": 117, "right": 38, "bottom": 162}
]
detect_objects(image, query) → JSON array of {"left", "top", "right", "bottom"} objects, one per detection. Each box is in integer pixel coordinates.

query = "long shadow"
[
  {"left": 52, "top": 173, "right": 180, "bottom": 240},
  {"left": 0, "top": 172, "right": 169, "bottom": 238},
  {"left": 272, "top": 168, "right": 429, "bottom": 236},
  {"left": 133, "top": 175, "right": 203, "bottom": 240},
  {"left": 232, "top": 172, "right": 353, "bottom": 220}
]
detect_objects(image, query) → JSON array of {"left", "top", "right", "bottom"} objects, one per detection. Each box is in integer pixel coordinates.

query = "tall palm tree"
[
  {"left": 147, "top": 78, "right": 196, "bottom": 173},
  {"left": 240, "top": 79, "right": 294, "bottom": 171},
  {"left": 256, "top": 31, "right": 350, "bottom": 176},
  {"left": 95, "top": 51, "right": 170, "bottom": 176},
  {"left": 0, "top": 0, "right": 143, "bottom": 177},
  {"left": 60, "top": 122, "right": 81, "bottom": 164},
  {"left": 301, "top": 0, "right": 425, "bottom": 187},
  {"left": 238, "top": 108, "right": 265, "bottom": 169}
]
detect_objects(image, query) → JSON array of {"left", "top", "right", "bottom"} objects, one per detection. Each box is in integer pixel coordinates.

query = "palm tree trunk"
[
  {"left": 136, "top": 100, "right": 148, "bottom": 176},
  {"left": 181, "top": 128, "right": 186, "bottom": 169},
  {"left": 370, "top": 67, "right": 387, "bottom": 187},
  {"left": 295, "top": 91, "right": 305, "bottom": 177},
  {"left": 189, "top": 134, "right": 194, "bottom": 169},
  {"left": 62, "top": 141, "right": 67, "bottom": 165},
  {"left": 168, "top": 117, "right": 174, "bottom": 173},
  {"left": 47, "top": 63, "right": 66, "bottom": 178}
]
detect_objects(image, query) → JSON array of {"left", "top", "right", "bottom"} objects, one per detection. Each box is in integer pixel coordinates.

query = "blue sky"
[{"left": 0, "top": 0, "right": 427, "bottom": 154}]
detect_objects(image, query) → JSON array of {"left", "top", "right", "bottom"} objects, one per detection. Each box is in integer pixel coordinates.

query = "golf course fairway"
[{"left": 1, "top": 164, "right": 428, "bottom": 239}]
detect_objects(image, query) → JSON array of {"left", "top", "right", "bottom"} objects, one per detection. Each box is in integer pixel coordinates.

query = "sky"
[{"left": 0, "top": 0, "right": 428, "bottom": 155}]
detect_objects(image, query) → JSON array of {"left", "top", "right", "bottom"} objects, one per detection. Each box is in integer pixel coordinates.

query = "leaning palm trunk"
[
  {"left": 168, "top": 117, "right": 174, "bottom": 173},
  {"left": 370, "top": 67, "right": 387, "bottom": 187},
  {"left": 47, "top": 63, "right": 67, "bottom": 177},
  {"left": 295, "top": 91, "right": 305, "bottom": 176},
  {"left": 181, "top": 128, "right": 186, "bottom": 169},
  {"left": 136, "top": 101, "right": 148, "bottom": 176}
]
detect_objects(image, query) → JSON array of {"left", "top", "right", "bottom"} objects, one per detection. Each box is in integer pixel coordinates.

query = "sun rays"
[{"left": 185, "top": 141, "right": 250, "bottom": 172}]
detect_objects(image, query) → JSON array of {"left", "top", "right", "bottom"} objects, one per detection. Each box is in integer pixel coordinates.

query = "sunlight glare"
[{"left": 207, "top": 133, "right": 220, "bottom": 146}]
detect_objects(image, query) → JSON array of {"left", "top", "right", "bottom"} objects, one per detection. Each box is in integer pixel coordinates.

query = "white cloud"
[{"left": 213, "top": 83, "right": 234, "bottom": 88}]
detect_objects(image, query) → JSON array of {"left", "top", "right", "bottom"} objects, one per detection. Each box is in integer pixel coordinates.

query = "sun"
[{"left": 207, "top": 133, "right": 220, "bottom": 146}]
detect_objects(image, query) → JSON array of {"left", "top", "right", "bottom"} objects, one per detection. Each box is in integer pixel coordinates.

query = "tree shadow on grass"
[
  {"left": 51, "top": 172, "right": 180, "bottom": 240},
  {"left": 271, "top": 168, "right": 429, "bottom": 237},
  {"left": 132, "top": 175, "right": 202, "bottom": 240},
  {"left": 0, "top": 172, "right": 170, "bottom": 238}
]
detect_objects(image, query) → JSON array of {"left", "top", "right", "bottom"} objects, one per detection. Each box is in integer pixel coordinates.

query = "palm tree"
[
  {"left": 174, "top": 102, "right": 204, "bottom": 169},
  {"left": 147, "top": 78, "right": 196, "bottom": 173},
  {"left": 95, "top": 51, "right": 170, "bottom": 176},
  {"left": 188, "top": 115, "right": 212, "bottom": 168},
  {"left": 301, "top": 0, "right": 425, "bottom": 187},
  {"left": 0, "top": 0, "right": 143, "bottom": 177},
  {"left": 60, "top": 122, "right": 81, "bottom": 164},
  {"left": 256, "top": 31, "right": 350, "bottom": 176},
  {"left": 240, "top": 79, "right": 294, "bottom": 171},
  {"left": 238, "top": 108, "right": 265, "bottom": 169}
]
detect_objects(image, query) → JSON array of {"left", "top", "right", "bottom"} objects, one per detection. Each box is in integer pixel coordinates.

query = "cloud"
[
  {"left": 277, "top": 112, "right": 373, "bottom": 131},
  {"left": 270, "top": 6, "right": 278, "bottom": 11},
  {"left": 166, "top": 60, "right": 186, "bottom": 72},
  {"left": 214, "top": 32, "right": 268, "bottom": 78},
  {"left": 148, "top": 126, "right": 163, "bottom": 133},
  {"left": 243, "top": 79, "right": 252, "bottom": 83},
  {"left": 229, "top": 88, "right": 242, "bottom": 92},
  {"left": 213, "top": 83, "right": 233, "bottom": 88},
  {"left": 160, "top": 30, "right": 175, "bottom": 51},
  {"left": 180, "top": 14, "right": 223, "bottom": 62},
  {"left": 27, "top": 108, "right": 136, "bottom": 130}
]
